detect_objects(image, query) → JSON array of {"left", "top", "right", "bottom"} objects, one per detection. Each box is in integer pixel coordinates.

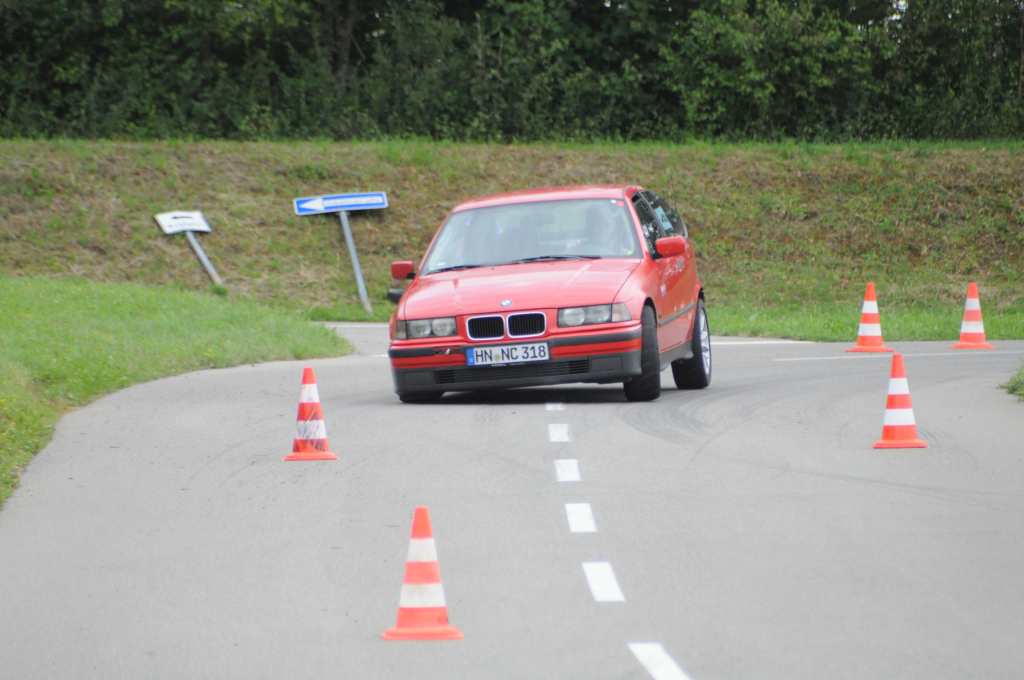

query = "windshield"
[{"left": 422, "top": 198, "right": 640, "bottom": 274}]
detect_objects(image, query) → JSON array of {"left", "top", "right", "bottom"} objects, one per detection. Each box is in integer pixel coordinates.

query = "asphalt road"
[{"left": 2, "top": 323, "right": 1024, "bottom": 679}]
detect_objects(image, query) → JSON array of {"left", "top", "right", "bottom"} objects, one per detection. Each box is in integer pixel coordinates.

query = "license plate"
[{"left": 466, "top": 342, "right": 549, "bottom": 366}]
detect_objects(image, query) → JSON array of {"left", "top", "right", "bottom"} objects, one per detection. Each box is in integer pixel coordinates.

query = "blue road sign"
[{"left": 293, "top": 191, "right": 388, "bottom": 216}]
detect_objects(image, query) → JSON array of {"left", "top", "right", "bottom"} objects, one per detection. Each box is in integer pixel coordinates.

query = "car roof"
[{"left": 452, "top": 185, "right": 638, "bottom": 212}]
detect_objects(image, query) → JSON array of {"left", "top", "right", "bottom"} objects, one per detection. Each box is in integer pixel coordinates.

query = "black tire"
[
  {"left": 672, "top": 299, "right": 711, "bottom": 389},
  {"left": 397, "top": 391, "right": 443, "bottom": 403},
  {"left": 623, "top": 305, "right": 661, "bottom": 402}
]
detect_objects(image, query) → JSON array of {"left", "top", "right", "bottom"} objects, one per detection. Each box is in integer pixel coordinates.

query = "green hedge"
[{"left": 2, "top": 0, "right": 1022, "bottom": 140}]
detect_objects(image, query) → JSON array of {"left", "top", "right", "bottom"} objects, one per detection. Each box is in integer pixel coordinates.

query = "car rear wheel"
[
  {"left": 623, "top": 305, "right": 661, "bottom": 402},
  {"left": 398, "top": 391, "right": 444, "bottom": 403},
  {"left": 672, "top": 299, "right": 711, "bottom": 389}
]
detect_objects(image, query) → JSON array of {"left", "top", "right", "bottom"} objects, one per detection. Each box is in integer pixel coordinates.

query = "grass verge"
[
  {"left": 0, "top": 276, "right": 348, "bottom": 507},
  {"left": 711, "top": 298, "right": 1024, "bottom": 341},
  {"left": 1007, "top": 366, "right": 1024, "bottom": 400}
]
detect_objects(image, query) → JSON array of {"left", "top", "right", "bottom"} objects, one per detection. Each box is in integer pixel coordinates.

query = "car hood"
[{"left": 402, "top": 260, "right": 640, "bottom": 318}]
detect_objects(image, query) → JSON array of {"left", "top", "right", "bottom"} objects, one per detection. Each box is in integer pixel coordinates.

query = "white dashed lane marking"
[
  {"left": 629, "top": 643, "right": 692, "bottom": 680},
  {"left": 582, "top": 562, "right": 625, "bottom": 602},
  {"left": 539, "top": 386, "right": 690, "bottom": 677},
  {"left": 554, "top": 459, "right": 581, "bottom": 482},
  {"left": 565, "top": 503, "right": 596, "bottom": 533},
  {"left": 548, "top": 423, "right": 571, "bottom": 442}
]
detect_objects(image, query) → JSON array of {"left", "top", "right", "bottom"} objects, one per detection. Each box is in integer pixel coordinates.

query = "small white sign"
[{"left": 154, "top": 211, "right": 211, "bottom": 235}]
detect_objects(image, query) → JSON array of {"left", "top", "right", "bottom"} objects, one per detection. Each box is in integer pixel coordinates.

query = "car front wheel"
[
  {"left": 623, "top": 305, "right": 661, "bottom": 402},
  {"left": 672, "top": 299, "right": 711, "bottom": 389}
]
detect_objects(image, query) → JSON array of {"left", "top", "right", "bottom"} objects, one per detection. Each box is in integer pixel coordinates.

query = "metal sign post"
[
  {"left": 154, "top": 211, "right": 224, "bottom": 286},
  {"left": 292, "top": 191, "right": 388, "bottom": 315},
  {"left": 337, "top": 210, "right": 372, "bottom": 314}
]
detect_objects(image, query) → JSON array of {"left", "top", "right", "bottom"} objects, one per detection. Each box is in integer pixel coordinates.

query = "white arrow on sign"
[{"left": 293, "top": 192, "right": 388, "bottom": 216}]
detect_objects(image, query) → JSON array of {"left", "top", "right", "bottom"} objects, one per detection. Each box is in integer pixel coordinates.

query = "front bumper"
[{"left": 389, "top": 327, "right": 642, "bottom": 394}]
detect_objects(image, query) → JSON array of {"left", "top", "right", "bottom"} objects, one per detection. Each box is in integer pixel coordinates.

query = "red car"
[{"left": 387, "top": 185, "right": 711, "bottom": 402}]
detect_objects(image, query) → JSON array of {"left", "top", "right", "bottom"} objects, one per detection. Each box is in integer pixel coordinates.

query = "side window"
[
  {"left": 631, "top": 194, "right": 659, "bottom": 255},
  {"left": 644, "top": 191, "right": 688, "bottom": 238}
]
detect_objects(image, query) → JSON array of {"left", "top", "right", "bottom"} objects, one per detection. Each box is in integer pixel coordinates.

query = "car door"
[
  {"left": 632, "top": 192, "right": 686, "bottom": 351},
  {"left": 644, "top": 191, "right": 698, "bottom": 346}
]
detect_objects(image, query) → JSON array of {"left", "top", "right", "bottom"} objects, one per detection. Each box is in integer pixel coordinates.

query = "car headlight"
[
  {"left": 585, "top": 305, "right": 611, "bottom": 324},
  {"left": 395, "top": 317, "right": 457, "bottom": 339},
  {"left": 408, "top": 319, "right": 433, "bottom": 338},
  {"left": 431, "top": 317, "right": 456, "bottom": 337},
  {"left": 557, "top": 303, "right": 630, "bottom": 327},
  {"left": 558, "top": 307, "right": 586, "bottom": 327}
]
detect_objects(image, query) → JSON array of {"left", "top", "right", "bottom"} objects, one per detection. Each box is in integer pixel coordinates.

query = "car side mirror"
[
  {"left": 654, "top": 236, "right": 687, "bottom": 258},
  {"left": 391, "top": 260, "right": 415, "bottom": 280}
]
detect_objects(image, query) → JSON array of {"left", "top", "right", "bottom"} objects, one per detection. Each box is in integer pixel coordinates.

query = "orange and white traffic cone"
[
  {"left": 283, "top": 367, "right": 337, "bottom": 461},
  {"left": 873, "top": 353, "right": 927, "bottom": 449},
  {"left": 952, "top": 282, "right": 994, "bottom": 350},
  {"left": 383, "top": 506, "right": 463, "bottom": 641},
  {"left": 847, "top": 282, "right": 893, "bottom": 353}
]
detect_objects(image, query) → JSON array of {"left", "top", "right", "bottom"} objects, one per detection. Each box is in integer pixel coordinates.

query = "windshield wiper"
[
  {"left": 507, "top": 255, "right": 602, "bottom": 264},
  {"left": 428, "top": 256, "right": 601, "bottom": 273},
  {"left": 426, "top": 264, "right": 487, "bottom": 274}
]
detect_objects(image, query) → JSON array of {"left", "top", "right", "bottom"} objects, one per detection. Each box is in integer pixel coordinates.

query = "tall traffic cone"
[
  {"left": 952, "top": 282, "right": 994, "bottom": 350},
  {"left": 873, "top": 353, "right": 927, "bottom": 449},
  {"left": 847, "top": 282, "right": 893, "bottom": 353},
  {"left": 383, "top": 506, "right": 463, "bottom": 640},
  {"left": 283, "top": 367, "right": 337, "bottom": 461}
]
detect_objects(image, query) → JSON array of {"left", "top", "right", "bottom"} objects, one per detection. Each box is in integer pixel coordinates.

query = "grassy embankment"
[
  {"left": 0, "top": 276, "right": 348, "bottom": 506},
  {"left": 2, "top": 139, "right": 1021, "bottom": 340}
]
